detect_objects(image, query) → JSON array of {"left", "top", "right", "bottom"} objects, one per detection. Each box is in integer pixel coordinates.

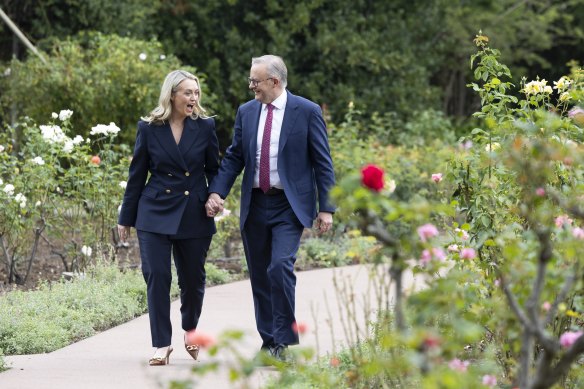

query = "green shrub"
[{"left": 205, "top": 262, "right": 233, "bottom": 286}]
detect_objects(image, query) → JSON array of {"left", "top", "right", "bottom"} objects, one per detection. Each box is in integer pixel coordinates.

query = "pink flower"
[
  {"left": 482, "top": 375, "right": 497, "bottom": 387},
  {"left": 572, "top": 227, "right": 584, "bottom": 239},
  {"left": 455, "top": 228, "right": 469, "bottom": 241},
  {"left": 560, "top": 331, "right": 583, "bottom": 349},
  {"left": 568, "top": 106, "right": 584, "bottom": 118},
  {"left": 460, "top": 140, "right": 473, "bottom": 150},
  {"left": 417, "top": 223, "right": 439, "bottom": 242},
  {"left": 432, "top": 247, "right": 446, "bottom": 261},
  {"left": 555, "top": 215, "right": 573, "bottom": 228},
  {"left": 460, "top": 248, "right": 476, "bottom": 260},
  {"left": 292, "top": 321, "right": 308, "bottom": 334},
  {"left": 448, "top": 358, "right": 470, "bottom": 372},
  {"left": 447, "top": 244, "right": 459, "bottom": 252},
  {"left": 542, "top": 301, "right": 551, "bottom": 311},
  {"left": 494, "top": 279, "right": 500, "bottom": 287},
  {"left": 431, "top": 173, "right": 443, "bottom": 183},
  {"left": 535, "top": 187, "right": 546, "bottom": 197},
  {"left": 420, "top": 249, "right": 432, "bottom": 265},
  {"left": 420, "top": 248, "right": 446, "bottom": 265},
  {"left": 185, "top": 330, "right": 216, "bottom": 349}
]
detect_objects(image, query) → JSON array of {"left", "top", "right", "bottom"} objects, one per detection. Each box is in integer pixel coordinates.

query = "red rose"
[{"left": 361, "top": 164, "right": 384, "bottom": 192}]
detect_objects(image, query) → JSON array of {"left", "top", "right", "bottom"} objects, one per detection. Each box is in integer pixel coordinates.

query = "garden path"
[{"left": 0, "top": 264, "right": 425, "bottom": 389}]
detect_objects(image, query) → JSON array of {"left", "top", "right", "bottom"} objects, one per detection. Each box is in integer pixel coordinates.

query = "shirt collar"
[{"left": 264, "top": 90, "right": 287, "bottom": 111}]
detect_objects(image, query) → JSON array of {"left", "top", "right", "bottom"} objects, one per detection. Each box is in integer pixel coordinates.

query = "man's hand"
[
  {"left": 315, "top": 212, "right": 333, "bottom": 234},
  {"left": 117, "top": 224, "right": 131, "bottom": 242},
  {"left": 205, "top": 193, "right": 224, "bottom": 217}
]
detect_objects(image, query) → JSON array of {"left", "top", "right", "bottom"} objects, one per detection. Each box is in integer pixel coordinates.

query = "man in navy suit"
[{"left": 206, "top": 55, "right": 335, "bottom": 359}]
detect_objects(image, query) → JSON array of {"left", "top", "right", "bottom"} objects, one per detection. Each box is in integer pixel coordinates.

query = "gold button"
[
  {"left": 185, "top": 172, "right": 190, "bottom": 176},
  {"left": 165, "top": 189, "right": 171, "bottom": 193},
  {"left": 184, "top": 191, "right": 190, "bottom": 196}
]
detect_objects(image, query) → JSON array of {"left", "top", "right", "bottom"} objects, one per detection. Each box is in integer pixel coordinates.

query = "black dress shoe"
[{"left": 271, "top": 344, "right": 288, "bottom": 362}]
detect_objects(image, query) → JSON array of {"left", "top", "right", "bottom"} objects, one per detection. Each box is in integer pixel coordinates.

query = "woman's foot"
[
  {"left": 184, "top": 332, "right": 200, "bottom": 360},
  {"left": 149, "top": 346, "right": 173, "bottom": 366}
]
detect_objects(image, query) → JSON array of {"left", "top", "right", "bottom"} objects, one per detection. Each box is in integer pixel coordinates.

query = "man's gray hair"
[{"left": 252, "top": 55, "right": 288, "bottom": 88}]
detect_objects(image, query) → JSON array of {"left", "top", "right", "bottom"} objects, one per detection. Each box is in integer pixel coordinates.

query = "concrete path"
[{"left": 1, "top": 265, "right": 423, "bottom": 389}]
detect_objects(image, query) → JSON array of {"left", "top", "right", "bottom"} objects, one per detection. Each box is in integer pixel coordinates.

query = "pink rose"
[
  {"left": 572, "top": 227, "right": 584, "bottom": 239},
  {"left": 448, "top": 358, "right": 470, "bottom": 372},
  {"left": 431, "top": 173, "right": 443, "bottom": 183},
  {"left": 482, "top": 375, "right": 497, "bottom": 387},
  {"left": 460, "top": 248, "right": 476, "bottom": 260},
  {"left": 542, "top": 301, "right": 551, "bottom": 311},
  {"left": 555, "top": 215, "right": 573, "bottom": 228},
  {"left": 447, "top": 244, "right": 459, "bottom": 252},
  {"left": 417, "top": 223, "right": 439, "bottom": 242},
  {"left": 535, "top": 187, "right": 545, "bottom": 197},
  {"left": 560, "top": 331, "right": 583, "bottom": 349},
  {"left": 455, "top": 228, "right": 469, "bottom": 241}
]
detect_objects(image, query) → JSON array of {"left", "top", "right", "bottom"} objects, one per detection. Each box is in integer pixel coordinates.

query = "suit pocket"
[{"left": 141, "top": 186, "right": 159, "bottom": 199}]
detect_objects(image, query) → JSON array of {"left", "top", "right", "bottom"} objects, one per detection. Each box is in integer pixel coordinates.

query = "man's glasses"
[{"left": 247, "top": 77, "right": 274, "bottom": 87}]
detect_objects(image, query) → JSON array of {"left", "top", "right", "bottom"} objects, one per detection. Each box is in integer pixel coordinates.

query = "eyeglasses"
[{"left": 247, "top": 77, "right": 274, "bottom": 87}]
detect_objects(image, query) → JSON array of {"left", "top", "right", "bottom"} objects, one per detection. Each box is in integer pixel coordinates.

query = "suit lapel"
[
  {"left": 278, "top": 91, "right": 300, "bottom": 153},
  {"left": 179, "top": 118, "right": 198, "bottom": 156},
  {"left": 247, "top": 102, "right": 262, "bottom": 167},
  {"left": 152, "top": 122, "right": 188, "bottom": 170}
]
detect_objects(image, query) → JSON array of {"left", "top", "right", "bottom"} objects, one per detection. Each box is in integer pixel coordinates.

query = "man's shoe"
[{"left": 271, "top": 344, "right": 288, "bottom": 362}]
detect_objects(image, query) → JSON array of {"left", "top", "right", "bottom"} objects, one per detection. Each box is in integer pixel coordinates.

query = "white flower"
[
  {"left": 0, "top": 178, "right": 3, "bottom": 185},
  {"left": 523, "top": 79, "right": 549, "bottom": 95},
  {"left": 3, "top": 184, "right": 15, "bottom": 196},
  {"left": 14, "top": 193, "right": 26, "bottom": 208},
  {"left": 139, "top": 53, "right": 147, "bottom": 61},
  {"left": 86, "top": 138, "right": 91, "bottom": 143},
  {"left": 559, "top": 92, "right": 571, "bottom": 102},
  {"left": 553, "top": 76, "right": 572, "bottom": 92},
  {"left": 0, "top": 144, "right": 4, "bottom": 152},
  {"left": 159, "top": 54, "right": 166, "bottom": 60},
  {"left": 31, "top": 156, "right": 45, "bottom": 165},
  {"left": 81, "top": 245, "right": 92, "bottom": 257},
  {"left": 485, "top": 142, "right": 501, "bottom": 152},
  {"left": 62, "top": 140, "right": 74, "bottom": 153},
  {"left": 3, "top": 68, "right": 10, "bottom": 76},
  {"left": 72, "top": 135, "right": 84, "bottom": 145},
  {"left": 387, "top": 179, "right": 396, "bottom": 193},
  {"left": 40, "top": 125, "right": 66, "bottom": 144},
  {"left": 35, "top": 200, "right": 42, "bottom": 207},
  {"left": 90, "top": 122, "right": 121, "bottom": 137},
  {"left": 58, "top": 109, "right": 73, "bottom": 121},
  {"left": 119, "top": 181, "right": 127, "bottom": 189},
  {"left": 52, "top": 112, "right": 59, "bottom": 119}
]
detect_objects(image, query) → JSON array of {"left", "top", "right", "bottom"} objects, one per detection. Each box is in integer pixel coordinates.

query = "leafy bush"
[
  {"left": 0, "top": 32, "right": 215, "bottom": 146},
  {"left": 297, "top": 232, "right": 378, "bottom": 269},
  {"left": 0, "top": 261, "right": 155, "bottom": 355}
]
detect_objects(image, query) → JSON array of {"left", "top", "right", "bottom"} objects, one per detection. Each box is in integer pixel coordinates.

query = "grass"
[{"left": 0, "top": 259, "right": 232, "bottom": 370}]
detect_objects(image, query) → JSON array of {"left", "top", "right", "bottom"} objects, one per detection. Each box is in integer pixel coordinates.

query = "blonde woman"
[{"left": 118, "top": 70, "right": 219, "bottom": 365}]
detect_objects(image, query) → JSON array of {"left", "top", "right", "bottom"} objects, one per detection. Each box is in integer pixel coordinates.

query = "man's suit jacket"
[
  {"left": 119, "top": 117, "right": 219, "bottom": 237},
  {"left": 209, "top": 91, "right": 335, "bottom": 229}
]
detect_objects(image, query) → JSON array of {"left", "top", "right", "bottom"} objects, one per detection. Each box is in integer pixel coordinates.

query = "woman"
[{"left": 118, "top": 70, "right": 219, "bottom": 366}]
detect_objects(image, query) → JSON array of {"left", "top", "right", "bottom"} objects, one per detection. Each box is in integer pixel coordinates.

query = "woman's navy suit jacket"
[{"left": 118, "top": 117, "right": 219, "bottom": 238}]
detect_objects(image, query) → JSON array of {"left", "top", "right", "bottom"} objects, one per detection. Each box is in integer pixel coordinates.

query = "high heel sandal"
[
  {"left": 184, "top": 334, "right": 200, "bottom": 360},
  {"left": 149, "top": 346, "right": 173, "bottom": 366}
]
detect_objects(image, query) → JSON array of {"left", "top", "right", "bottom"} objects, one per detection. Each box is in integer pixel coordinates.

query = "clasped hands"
[{"left": 205, "top": 193, "right": 224, "bottom": 218}]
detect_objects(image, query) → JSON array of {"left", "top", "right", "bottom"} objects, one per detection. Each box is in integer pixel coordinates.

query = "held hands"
[
  {"left": 205, "top": 193, "right": 224, "bottom": 217},
  {"left": 315, "top": 212, "right": 333, "bottom": 234}
]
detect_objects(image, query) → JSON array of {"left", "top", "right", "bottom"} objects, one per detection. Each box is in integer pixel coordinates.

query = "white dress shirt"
[{"left": 253, "top": 91, "right": 287, "bottom": 189}]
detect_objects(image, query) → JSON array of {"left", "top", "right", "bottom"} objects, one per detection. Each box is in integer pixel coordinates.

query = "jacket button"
[
  {"left": 185, "top": 172, "right": 190, "bottom": 176},
  {"left": 168, "top": 173, "right": 173, "bottom": 177},
  {"left": 184, "top": 191, "right": 190, "bottom": 196},
  {"left": 165, "top": 189, "right": 171, "bottom": 193}
]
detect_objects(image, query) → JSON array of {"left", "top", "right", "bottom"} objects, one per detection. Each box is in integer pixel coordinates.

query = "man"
[{"left": 206, "top": 55, "right": 335, "bottom": 359}]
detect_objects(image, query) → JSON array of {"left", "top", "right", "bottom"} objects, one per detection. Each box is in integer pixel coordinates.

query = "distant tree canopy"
[{"left": 1, "top": 0, "right": 583, "bottom": 147}]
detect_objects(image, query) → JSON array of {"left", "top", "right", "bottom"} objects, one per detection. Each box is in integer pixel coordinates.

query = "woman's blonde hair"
[{"left": 142, "top": 70, "right": 209, "bottom": 124}]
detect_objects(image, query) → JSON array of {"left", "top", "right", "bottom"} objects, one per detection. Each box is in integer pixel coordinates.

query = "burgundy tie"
[{"left": 259, "top": 104, "right": 274, "bottom": 193}]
